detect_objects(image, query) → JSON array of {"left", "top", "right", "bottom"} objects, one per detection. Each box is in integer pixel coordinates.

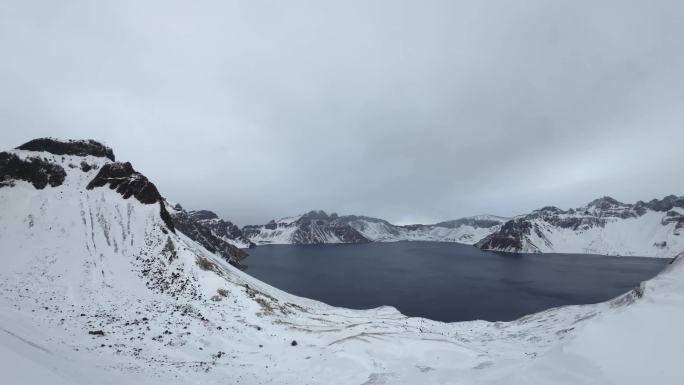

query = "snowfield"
[{"left": 0, "top": 146, "right": 682, "bottom": 384}]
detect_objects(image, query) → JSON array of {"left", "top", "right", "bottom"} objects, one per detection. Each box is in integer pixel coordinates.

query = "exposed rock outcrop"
[
  {"left": 0, "top": 152, "right": 67, "bottom": 189},
  {"left": 17, "top": 138, "right": 115, "bottom": 161},
  {"left": 86, "top": 162, "right": 175, "bottom": 233},
  {"left": 171, "top": 206, "right": 249, "bottom": 269}
]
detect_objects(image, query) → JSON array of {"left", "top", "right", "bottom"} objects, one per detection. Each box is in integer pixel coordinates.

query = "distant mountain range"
[
  {"left": 240, "top": 211, "right": 508, "bottom": 246},
  {"left": 192, "top": 197, "right": 684, "bottom": 258}
]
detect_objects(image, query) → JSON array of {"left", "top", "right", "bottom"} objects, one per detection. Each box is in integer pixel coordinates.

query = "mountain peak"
[
  {"left": 16, "top": 138, "right": 115, "bottom": 161},
  {"left": 587, "top": 196, "right": 623, "bottom": 209},
  {"left": 302, "top": 210, "right": 330, "bottom": 220},
  {"left": 189, "top": 210, "right": 220, "bottom": 221}
]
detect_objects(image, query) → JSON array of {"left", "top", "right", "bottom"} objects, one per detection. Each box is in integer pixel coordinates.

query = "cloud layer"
[{"left": 2, "top": 0, "right": 683, "bottom": 225}]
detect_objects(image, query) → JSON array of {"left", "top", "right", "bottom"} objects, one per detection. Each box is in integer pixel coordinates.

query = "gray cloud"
[{"left": 2, "top": 0, "right": 683, "bottom": 225}]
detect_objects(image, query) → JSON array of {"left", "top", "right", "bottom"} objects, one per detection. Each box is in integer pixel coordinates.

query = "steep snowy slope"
[
  {"left": 0, "top": 138, "right": 682, "bottom": 384},
  {"left": 478, "top": 196, "right": 684, "bottom": 257},
  {"left": 243, "top": 211, "right": 507, "bottom": 245}
]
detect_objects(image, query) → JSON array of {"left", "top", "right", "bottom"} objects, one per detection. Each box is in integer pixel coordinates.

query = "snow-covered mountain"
[
  {"left": 0, "top": 138, "right": 682, "bottom": 384},
  {"left": 477, "top": 196, "right": 684, "bottom": 257},
  {"left": 242, "top": 210, "right": 371, "bottom": 245},
  {"left": 390, "top": 215, "right": 509, "bottom": 244},
  {"left": 243, "top": 211, "right": 507, "bottom": 245}
]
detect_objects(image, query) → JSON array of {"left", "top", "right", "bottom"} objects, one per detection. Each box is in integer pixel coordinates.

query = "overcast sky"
[{"left": 2, "top": 0, "right": 683, "bottom": 225}]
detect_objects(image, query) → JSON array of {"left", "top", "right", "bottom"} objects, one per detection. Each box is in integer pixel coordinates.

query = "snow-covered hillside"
[
  {"left": 243, "top": 211, "right": 507, "bottom": 245},
  {"left": 478, "top": 196, "right": 684, "bottom": 257},
  {"left": 0, "top": 138, "right": 682, "bottom": 384}
]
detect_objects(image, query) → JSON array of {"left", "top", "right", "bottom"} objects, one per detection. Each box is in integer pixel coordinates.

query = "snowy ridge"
[
  {"left": 478, "top": 196, "right": 684, "bottom": 257},
  {"left": 0, "top": 139, "right": 682, "bottom": 384}
]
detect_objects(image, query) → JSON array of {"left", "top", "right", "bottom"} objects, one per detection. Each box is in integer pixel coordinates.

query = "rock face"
[
  {"left": 17, "top": 138, "right": 115, "bottom": 161},
  {"left": 170, "top": 205, "right": 250, "bottom": 269},
  {"left": 243, "top": 211, "right": 507, "bottom": 245},
  {"left": 0, "top": 152, "right": 67, "bottom": 189},
  {"left": 477, "top": 196, "right": 684, "bottom": 257},
  {"left": 182, "top": 209, "right": 254, "bottom": 249},
  {"left": 86, "top": 162, "right": 175, "bottom": 233}
]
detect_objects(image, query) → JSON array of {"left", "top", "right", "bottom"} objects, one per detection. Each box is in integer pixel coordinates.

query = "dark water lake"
[{"left": 244, "top": 241, "right": 668, "bottom": 322}]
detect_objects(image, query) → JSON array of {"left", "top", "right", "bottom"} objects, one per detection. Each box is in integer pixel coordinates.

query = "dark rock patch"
[
  {"left": 476, "top": 219, "right": 532, "bottom": 252},
  {"left": 0, "top": 152, "right": 66, "bottom": 189},
  {"left": 80, "top": 161, "right": 95, "bottom": 172},
  {"left": 172, "top": 207, "right": 248, "bottom": 269},
  {"left": 86, "top": 162, "right": 174, "bottom": 232},
  {"left": 17, "top": 138, "right": 115, "bottom": 161}
]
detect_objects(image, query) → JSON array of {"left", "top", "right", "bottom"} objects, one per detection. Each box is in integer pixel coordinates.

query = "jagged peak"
[
  {"left": 587, "top": 196, "right": 624, "bottom": 209},
  {"left": 302, "top": 210, "right": 330, "bottom": 220},
  {"left": 434, "top": 215, "right": 507, "bottom": 229},
  {"left": 535, "top": 206, "right": 564, "bottom": 213},
  {"left": 16, "top": 138, "right": 115, "bottom": 161},
  {"left": 188, "top": 210, "right": 220, "bottom": 221}
]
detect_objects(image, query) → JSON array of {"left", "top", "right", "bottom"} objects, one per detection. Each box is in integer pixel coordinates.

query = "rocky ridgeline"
[
  {"left": 477, "top": 196, "right": 684, "bottom": 254},
  {"left": 184, "top": 209, "right": 254, "bottom": 249},
  {"left": 17, "top": 138, "right": 115, "bottom": 161},
  {"left": 170, "top": 205, "right": 250, "bottom": 269},
  {"left": 242, "top": 210, "right": 372, "bottom": 245},
  {"left": 242, "top": 210, "right": 508, "bottom": 245}
]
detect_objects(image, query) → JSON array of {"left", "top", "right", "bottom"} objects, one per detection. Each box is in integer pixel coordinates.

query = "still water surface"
[{"left": 244, "top": 241, "right": 668, "bottom": 322}]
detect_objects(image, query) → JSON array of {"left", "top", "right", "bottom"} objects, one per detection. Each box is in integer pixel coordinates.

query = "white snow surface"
[
  {"left": 356, "top": 222, "right": 501, "bottom": 245},
  {"left": 0, "top": 150, "right": 682, "bottom": 384},
  {"left": 247, "top": 223, "right": 302, "bottom": 244}
]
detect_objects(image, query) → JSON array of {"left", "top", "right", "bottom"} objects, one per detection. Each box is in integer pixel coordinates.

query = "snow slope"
[
  {"left": 0, "top": 139, "right": 682, "bottom": 384},
  {"left": 478, "top": 197, "right": 684, "bottom": 257}
]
